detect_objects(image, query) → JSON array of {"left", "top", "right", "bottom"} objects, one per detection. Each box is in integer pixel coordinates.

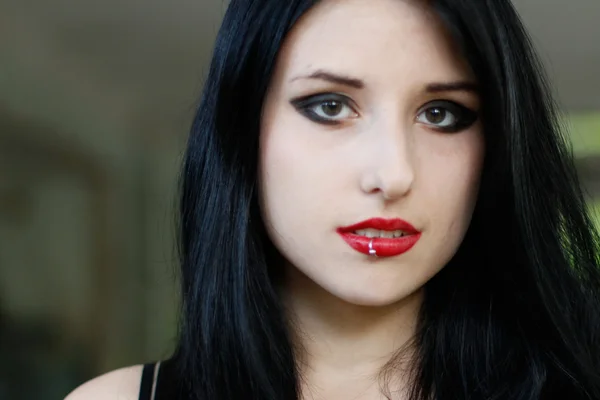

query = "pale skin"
[{"left": 66, "top": 0, "right": 484, "bottom": 398}]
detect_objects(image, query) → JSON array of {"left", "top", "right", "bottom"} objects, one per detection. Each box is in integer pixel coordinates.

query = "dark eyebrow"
[
  {"left": 425, "top": 81, "right": 479, "bottom": 94},
  {"left": 290, "top": 69, "right": 365, "bottom": 89},
  {"left": 291, "top": 71, "right": 478, "bottom": 94}
]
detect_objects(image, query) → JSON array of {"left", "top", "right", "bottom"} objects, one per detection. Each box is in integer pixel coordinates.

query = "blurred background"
[{"left": 0, "top": 0, "right": 598, "bottom": 398}]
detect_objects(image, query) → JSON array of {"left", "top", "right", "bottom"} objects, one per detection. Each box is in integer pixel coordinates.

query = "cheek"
[
  {"left": 421, "top": 129, "right": 485, "bottom": 236},
  {"left": 260, "top": 125, "right": 311, "bottom": 210},
  {"left": 258, "top": 89, "right": 358, "bottom": 224},
  {"left": 258, "top": 107, "right": 326, "bottom": 239}
]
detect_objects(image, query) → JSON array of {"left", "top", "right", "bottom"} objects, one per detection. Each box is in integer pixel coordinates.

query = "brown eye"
[
  {"left": 416, "top": 100, "right": 478, "bottom": 133},
  {"left": 321, "top": 101, "right": 344, "bottom": 117},
  {"left": 291, "top": 93, "right": 359, "bottom": 124},
  {"left": 424, "top": 107, "right": 448, "bottom": 124},
  {"left": 311, "top": 99, "right": 356, "bottom": 120}
]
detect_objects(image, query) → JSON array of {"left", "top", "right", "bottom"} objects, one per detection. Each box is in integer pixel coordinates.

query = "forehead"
[{"left": 275, "top": 0, "right": 473, "bottom": 85}]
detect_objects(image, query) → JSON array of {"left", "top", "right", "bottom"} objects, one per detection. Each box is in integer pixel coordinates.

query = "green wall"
[
  {"left": 570, "top": 113, "right": 600, "bottom": 156},
  {"left": 569, "top": 113, "right": 600, "bottom": 229}
]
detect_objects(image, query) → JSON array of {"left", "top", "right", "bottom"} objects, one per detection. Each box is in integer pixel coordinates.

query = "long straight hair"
[{"left": 175, "top": 0, "right": 600, "bottom": 399}]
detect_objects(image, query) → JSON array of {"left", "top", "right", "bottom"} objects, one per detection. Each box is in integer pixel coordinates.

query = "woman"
[{"left": 67, "top": 0, "right": 600, "bottom": 399}]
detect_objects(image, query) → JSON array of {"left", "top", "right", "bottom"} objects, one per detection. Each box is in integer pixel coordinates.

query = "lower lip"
[{"left": 338, "top": 233, "right": 421, "bottom": 257}]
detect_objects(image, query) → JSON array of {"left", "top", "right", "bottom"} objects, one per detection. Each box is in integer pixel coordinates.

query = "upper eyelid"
[
  {"left": 415, "top": 100, "right": 478, "bottom": 120},
  {"left": 292, "top": 92, "right": 354, "bottom": 104},
  {"left": 291, "top": 93, "right": 360, "bottom": 113},
  {"left": 417, "top": 99, "right": 473, "bottom": 111},
  {"left": 293, "top": 93, "right": 472, "bottom": 107}
]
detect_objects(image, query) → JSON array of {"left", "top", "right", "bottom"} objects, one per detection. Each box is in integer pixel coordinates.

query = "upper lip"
[{"left": 337, "top": 217, "right": 420, "bottom": 234}]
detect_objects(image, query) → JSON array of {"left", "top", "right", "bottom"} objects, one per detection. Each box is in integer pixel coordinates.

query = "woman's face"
[{"left": 259, "top": 0, "right": 485, "bottom": 306}]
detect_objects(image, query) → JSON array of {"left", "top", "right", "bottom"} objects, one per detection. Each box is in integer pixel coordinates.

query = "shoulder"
[{"left": 64, "top": 364, "right": 143, "bottom": 400}]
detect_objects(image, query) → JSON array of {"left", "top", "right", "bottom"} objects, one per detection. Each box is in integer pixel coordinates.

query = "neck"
[{"left": 280, "top": 265, "right": 421, "bottom": 398}]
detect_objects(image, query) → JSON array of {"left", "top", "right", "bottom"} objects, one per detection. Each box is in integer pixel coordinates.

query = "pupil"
[
  {"left": 322, "top": 101, "right": 342, "bottom": 116},
  {"left": 426, "top": 108, "right": 446, "bottom": 124}
]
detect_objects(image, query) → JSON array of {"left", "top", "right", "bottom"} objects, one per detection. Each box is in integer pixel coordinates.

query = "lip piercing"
[{"left": 368, "top": 239, "right": 377, "bottom": 257}]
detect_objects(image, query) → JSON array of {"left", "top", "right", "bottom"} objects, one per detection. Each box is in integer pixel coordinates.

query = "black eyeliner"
[
  {"left": 420, "top": 100, "right": 479, "bottom": 133},
  {"left": 290, "top": 93, "right": 354, "bottom": 125}
]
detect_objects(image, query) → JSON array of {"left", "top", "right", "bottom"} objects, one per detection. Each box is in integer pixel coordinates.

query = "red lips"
[{"left": 336, "top": 218, "right": 421, "bottom": 257}]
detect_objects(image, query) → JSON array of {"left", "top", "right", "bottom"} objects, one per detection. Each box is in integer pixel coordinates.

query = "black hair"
[{"left": 175, "top": 0, "right": 600, "bottom": 399}]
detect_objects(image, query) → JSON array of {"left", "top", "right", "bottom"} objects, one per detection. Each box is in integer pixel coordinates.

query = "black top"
[{"left": 138, "top": 359, "right": 184, "bottom": 400}]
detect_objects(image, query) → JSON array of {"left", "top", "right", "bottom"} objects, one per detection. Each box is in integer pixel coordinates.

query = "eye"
[
  {"left": 291, "top": 93, "right": 359, "bottom": 124},
  {"left": 416, "top": 100, "right": 478, "bottom": 133}
]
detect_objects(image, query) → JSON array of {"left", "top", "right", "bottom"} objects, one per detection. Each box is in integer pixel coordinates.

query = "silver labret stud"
[{"left": 368, "top": 239, "right": 377, "bottom": 257}]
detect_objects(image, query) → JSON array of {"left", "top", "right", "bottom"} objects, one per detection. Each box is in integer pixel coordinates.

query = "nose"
[{"left": 359, "top": 125, "right": 415, "bottom": 201}]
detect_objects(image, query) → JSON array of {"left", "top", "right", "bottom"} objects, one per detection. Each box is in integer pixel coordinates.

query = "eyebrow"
[
  {"left": 425, "top": 81, "right": 479, "bottom": 94},
  {"left": 290, "top": 70, "right": 365, "bottom": 89},
  {"left": 291, "top": 69, "right": 479, "bottom": 95}
]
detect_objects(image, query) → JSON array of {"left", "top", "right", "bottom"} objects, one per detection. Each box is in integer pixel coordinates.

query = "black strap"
[{"left": 139, "top": 363, "right": 156, "bottom": 400}]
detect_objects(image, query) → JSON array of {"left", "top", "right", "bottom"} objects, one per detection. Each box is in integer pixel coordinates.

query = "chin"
[{"left": 328, "top": 284, "right": 423, "bottom": 308}]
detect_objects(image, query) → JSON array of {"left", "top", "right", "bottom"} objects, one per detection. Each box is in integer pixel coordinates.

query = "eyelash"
[
  {"left": 291, "top": 93, "right": 358, "bottom": 126},
  {"left": 290, "top": 93, "right": 479, "bottom": 133}
]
